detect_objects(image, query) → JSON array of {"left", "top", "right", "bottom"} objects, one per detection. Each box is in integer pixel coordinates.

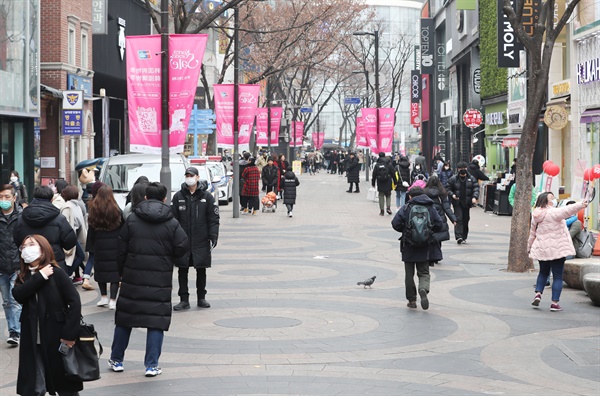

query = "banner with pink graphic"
[
  {"left": 290, "top": 121, "right": 304, "bottom": 147},
  {"left": 312, "top": 132, "right": 324, "bottom": 150},
  {"left": 361, "top": 108, "right": 378, "bottom": 152},
  {"left": 378, "top": 108, "right": 395, "bottom": 153},
  {"left": 214, "top": 84, "right": 261, "bottom": 150},
  {"left": 359, "top": 108, "right": 395, "bottom": 153},
  {"left": 255, "top": 107, "right": 282, "bottom": 147},
  {"left": 127, "top": 34, "right": 207, "bottom": 154},
  {"left": 355, "top": 116, "right": 367, "bottom": 148},
  {"left": 168, "top": 34, "right": 208, "bottom": 153}
]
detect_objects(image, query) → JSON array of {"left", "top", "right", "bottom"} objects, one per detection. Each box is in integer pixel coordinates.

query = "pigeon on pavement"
[{"left": 357, "top": 276, "right": 376, "bottom": 288}]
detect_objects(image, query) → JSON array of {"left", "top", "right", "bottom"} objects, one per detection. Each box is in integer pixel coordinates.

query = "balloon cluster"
[
  {"left": 542, "top": 160, "right": 560, "bottom": 177},
  {"left": 583, "top": 164, "right": 600, "bottom": 181}
]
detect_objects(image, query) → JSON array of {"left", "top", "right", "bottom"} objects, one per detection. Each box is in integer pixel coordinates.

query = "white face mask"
[
  {"left": 550, "top": 199, "right": 558, "bottom": 207},
  {"left": 10, "top": 176, "right": 18, "bottom": 182},
  {"left": 185, "top": 177, "right": 197, "bottom": 187},
  {"left": 21, "top": 246, "right": 41, "bottom": 264}
]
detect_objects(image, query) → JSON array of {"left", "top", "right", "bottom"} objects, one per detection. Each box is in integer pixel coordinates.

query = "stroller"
[{"left": 261, "top": 191, "right": 277, "bottom": 213}]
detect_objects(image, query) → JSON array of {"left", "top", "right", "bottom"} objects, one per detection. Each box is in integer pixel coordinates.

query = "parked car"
[
  {"left": 98, "top": 153, "right": 190, "bottom": 208},
  {"left": 206, "top": 161, "right": 233, "bottom": 205},
  {"left": 194, "top": 164, "right": 219, "bottom": 203}
]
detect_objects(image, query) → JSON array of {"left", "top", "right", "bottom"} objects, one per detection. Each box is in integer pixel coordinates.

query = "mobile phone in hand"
[{"left": 58, "top": 342, "right": 71, "bottom": 355}]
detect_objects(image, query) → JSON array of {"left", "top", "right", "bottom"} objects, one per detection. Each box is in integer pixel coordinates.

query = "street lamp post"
[
  {"left": 353, "top": 30, "right": 379, "bottom": 180},
  {"left": 160, "top": 0, "right": 171, "bottom": 190},
  {"left": 232, "top": 5, "right": 240, "bottom": 218}
]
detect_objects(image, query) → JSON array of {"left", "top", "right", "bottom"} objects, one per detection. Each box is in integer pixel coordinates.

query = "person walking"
[
  {"left": 281, "top": 166, "right": 300, "bottom": 217},
  {"left": 410, "top": 163, "right": 428, "bottom": 183},
  {"left": 0, "top": 184, "right": 22, "bottom": 346},
  {"left": 345, "top": 152, "right": 360, "bottom": 193},
  {"left": 446, "top": 161, "right": 480, "bottom": 244},
  {"left": 438, "top": 161, "right": 453, "bottom": 190},
  {"left": 528, "top": 193, "right": 588, "bottom": 311},
  {"left": 59, "top": 185, "right": 88, "bottom": 285},
  {"left": 87, "top": 185, "right": 123, "bottom": 310},
  {"left": 13, "top": 186, "right": 77, "bottom": 271},
  {"left": 414, "top": 151, "right": 427, "bottom": 171},
  {"left": 424, "top": 175, "right": 457, "bottom": 265},
  {"left": 241, "top": 158, "right": 261, "bottom": 215},
  {"left": 391, "top": 187, "right": 443, "bottom": 310},
  {"left": 109, "top": 182, "right": 188, "bottom": 377},
  {"left": 467, "top": 159, "right": 489, "bottom": 182},
  {"left": 357, "top": 150, "right": 365, "bottom": 171},
  {"left": 9, "top": 170, "right": 28, "bottom": 203},
  {"left": 171, "top": 167, "right": 220, "bottom": 311},
  {"left": 12, "top": 234, "right": 83, "bottom": 396},
  {"left": 238, "top": 152, "right": 251, "bottom": 211},
  {"left": 395, "top": 155, "right": 411, "bottom": 209},
  {"left": 256, "top": 151, "right": 268, "bottom": 174},
  {"left": 261, "top": 157, "right": 280, "bottom": 194},
  {"left": 372, "top": 152, "right": 397, "bottom": 216}
]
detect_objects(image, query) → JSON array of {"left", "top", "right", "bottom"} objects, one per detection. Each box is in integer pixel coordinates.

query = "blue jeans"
[
  {"left": 0, "top": 271, "right": 22, "bottom": 334},
  {"left": 535, "top": 258, "right": 565, "bottom": 302},
  {"left": 395, "top": 191, "right": 406, "bottom": 208},
  {"left": 83, "top": 252, "right": 94, "bottom": 278},
  {"left": 111, "top": 325, "right": 164, "bottom": 367}
]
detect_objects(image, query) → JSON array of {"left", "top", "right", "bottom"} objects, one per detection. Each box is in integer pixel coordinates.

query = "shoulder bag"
[{"left": 62, "top": 318, "right": 103, "bottom": 382}]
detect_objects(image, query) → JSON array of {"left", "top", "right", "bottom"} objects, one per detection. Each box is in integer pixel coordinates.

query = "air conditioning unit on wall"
[{"left": 440, "top": 99, "right": 452, "bottom": 118}]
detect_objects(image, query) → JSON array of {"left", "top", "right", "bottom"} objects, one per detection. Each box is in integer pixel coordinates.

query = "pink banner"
[
  {"left": 290, "top": 121, "right": 304, "bottom": 147},
  {"left": 168, "top": 34, "right": 208, "bottom": 153},
  {"left": 361, "top": 108, "right": 378, "bottom": 152},
  {"left": 355, "top": 116, "right": 367, "bottom": 148},
  {"left": 127, "top": 35, "right": 162, "bottom": 154},
  {"left": 312, "top": 132, "right": 324, "bottom": 150},
  {"left": 255, "top": 107, "right": 282, "bottom": 147},
  {"left": 127, "top": 34, "right": 208, "bottom": 154},
  {"left": 378, "top": 108, "right": 395, "bottom": 153},
  {"left": 214, "top": 84, "right": 261, "bottom": 150}
]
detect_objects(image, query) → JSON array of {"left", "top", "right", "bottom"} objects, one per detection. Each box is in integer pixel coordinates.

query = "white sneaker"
[
  {"left": 97, "top": 297, "right": 109, "bottom": 307},
  {"left": 108, "top": 300, "right": 117, "bottom": 310},
  {"left": 289, "top": 211, "right": 293, "bottom": 218}
]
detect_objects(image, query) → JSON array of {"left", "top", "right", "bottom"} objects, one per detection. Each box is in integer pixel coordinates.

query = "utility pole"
[
  {"left": 232, "top": 5, "right": 240, "bottom": 218},
  {"left": 159, "top": 0, "right": 170, "bottom": 190}
]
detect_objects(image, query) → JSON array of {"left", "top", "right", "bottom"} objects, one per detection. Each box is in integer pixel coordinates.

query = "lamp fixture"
[
  {"left": 86, "top": 71, "right": 92, "bottom": 76},
  {"left": 76, "top": 68, "right": 81, "bottom": 74}
]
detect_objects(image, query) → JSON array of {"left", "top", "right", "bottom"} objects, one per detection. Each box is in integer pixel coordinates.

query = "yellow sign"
[
  {"left": 292, "top": 160, "right": 302, "bottom": 174},
  {"left": 551, "top": 80, "right": 570, "bottom": 98},
  {"left": 544, "top": 105, "right": 568, "bottom": 129}
]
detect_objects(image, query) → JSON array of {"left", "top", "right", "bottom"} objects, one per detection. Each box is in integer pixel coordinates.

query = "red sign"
[
  {"left": 410, "top": 102, "right": 420, "bottom": 126},
  {"left": 463, "top": 108, "right": 482, "bottom": 128}
]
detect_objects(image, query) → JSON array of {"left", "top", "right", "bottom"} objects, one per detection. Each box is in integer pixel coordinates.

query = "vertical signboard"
[
  {"left": 62, "top": 90, "right": 84, "bottom": 135},
  {"left": 92, "top": 0, "right": 108, "bottom": 35},
  {"left": 411, "top": 70, "right": 421, "bottom": 102},
  {"left": 420, "top": 18, "right": 435, "bottom": 75}
]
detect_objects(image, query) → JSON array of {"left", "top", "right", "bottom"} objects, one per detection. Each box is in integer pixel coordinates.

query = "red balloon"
[
  {"left": 592, "top": 164, "right": 600, "bottom": 180},
  {"left": 583, "top": 168, "right": 594, "bottom": 181},
  {"left": 543, "top": 160, "right": 553, "bottom": 171},
  {"left": 545, "top": 163, "right": 560, "bottom": 177}
]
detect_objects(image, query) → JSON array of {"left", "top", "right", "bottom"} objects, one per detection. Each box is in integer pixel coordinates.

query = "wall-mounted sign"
[
  {"left": 411, "top": 70, "right": 421, "bottom": 102},
  {"left": 62, "top": 90, "right": 83, "bottom": 110},
  {"left": 92, "top": 0, "right": 107, "bottom": 35},
  {"left": 411, "top": 102, "right": 420, "bottom": 126},
  {"left": 508, "top": 111, "right": 520, "bottom": 125},
  {"left": 436, "top": 41, "right": 447, "bottom": 92},
  {"left": 544, "top": 105, "right": 568, "bottom": 129},
  {"left": 67, "top": 74, "right": 92, "bottom": 99},
  {"left": 463, "top": 108, "right": 482, "bottom": 128},
  {"left": 577, "top": 57, "right": 600, "bottom": 85},
  {"left": 62, "top": 90, "right": 84, "bottom": 135},
  {"left": 485, "top": 111, "right": 505, "bottom": 125},
  {"left": 551, "top": 79, "right": 571, "bottom": 98},
  {"left": 472, "top": 68, "right": 481, "bottom": 94},
  {"left": 118, "top": 18, "right": 126, "bottom": 61},
  {"left": 420, "top": 18, "right": 434, "bottom": 75},
  {"left": 497, "top": 0, "right": 523, "bottom": 67}
]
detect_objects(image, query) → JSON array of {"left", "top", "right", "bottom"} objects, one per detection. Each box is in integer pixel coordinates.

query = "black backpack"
[
  {"left": 376, "top": 164, "right": 389, "bottom": 182},
  {"left": 405, "top": 203, "right": 434, "bottom": 246}
]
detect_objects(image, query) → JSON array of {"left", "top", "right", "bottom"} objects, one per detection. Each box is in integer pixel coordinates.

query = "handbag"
[
  {"left": 62, "top": 318, "right": 103, "bottom": 382},
  {"left": 574, "top": 228, "right": 596, "bottom": 258}
]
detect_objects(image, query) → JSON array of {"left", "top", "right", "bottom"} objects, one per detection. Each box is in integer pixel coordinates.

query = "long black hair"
[
  {"left": 534, "top": 191, "right": 554, "bottom": 208},
  {"left": 425, "top": 174, "right": 447, "bottom": 196}
]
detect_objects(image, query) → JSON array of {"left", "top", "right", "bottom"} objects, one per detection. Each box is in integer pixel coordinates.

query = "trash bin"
[{"left": 494, "top": 189, "right": 512, "bottom": 215}]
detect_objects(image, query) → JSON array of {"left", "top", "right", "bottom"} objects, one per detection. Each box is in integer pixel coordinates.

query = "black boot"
[
  {"left": 354, "top": 188, "right": 360, "bottom": 193},
  {"left": 379, "top": 209, "right": 385, "bottom": 216}
]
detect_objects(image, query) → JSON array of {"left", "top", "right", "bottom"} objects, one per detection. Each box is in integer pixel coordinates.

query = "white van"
[{"left": 98, "top": 153, "right": 190, "bottom": 209}]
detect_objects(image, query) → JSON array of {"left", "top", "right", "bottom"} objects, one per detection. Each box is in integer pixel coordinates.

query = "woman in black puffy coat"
[
  {"left": 424, "top": 175, "right": 457, "bottom": 265},
  {"left": 281, "top": 166, "right": 300, "bottom": 218}
]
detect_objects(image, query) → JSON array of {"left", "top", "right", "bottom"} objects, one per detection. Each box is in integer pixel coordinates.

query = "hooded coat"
[
  {"left": 281, "top": 170, "right": 300, "bottom": 204},
  {"left": 116, "top": 199, "right": 188, "bottom": 331},
  {"left": 13, "top": 199, "right": 77, "bottom": 270},
  {"left": 424, "top": 187, "right": 457, "bottom": 242},
  {"left": 86, "top": 214, "right": 123, "bottom": 283},
  {"left": 12, "top": 267, "right": 83, "bottom": 395},
  {"left": 527, "top": 201, "right": 586, "bottom": 261},
  {"left": 395, "top": 157, "right": 411, "bottom": 192},
  {"left": 467, "top": 160, "right": 489, "bottom": 181},
  {"left": 261, "top": 164, "right": 280, "bottom": 189},
  {"left": 391, "top": 194, "right": 444, "bottom": 263},
  {"left": 171, "top": 182, "right": 220, "bottom": 269},
  {"left": 345, "top": 156, "right": 360, "bottom": 183},
  {"left": 0, "top": 204, "right": 21, "bottom": 274}
]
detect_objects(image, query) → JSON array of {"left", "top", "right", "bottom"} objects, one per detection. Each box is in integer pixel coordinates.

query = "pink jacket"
[{"left": 527, "top": 202, "right": 585, "bottom": 261}]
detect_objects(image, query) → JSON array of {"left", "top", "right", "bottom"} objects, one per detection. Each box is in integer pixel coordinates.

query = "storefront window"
[
  {"left": 0, "top": 0, "right": 39, "bottom": 116},
  {"left": 574, "top": 0, "right": 600, "bottom": 34}
]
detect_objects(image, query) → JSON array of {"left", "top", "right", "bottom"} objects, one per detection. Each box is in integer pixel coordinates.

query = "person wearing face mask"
[
  {"left": 170, "top": 168, "right": 220, "bottom": 311},
  {"left": 438, "top": 161, "right": 453, "bottom": 190},
  {"left": 528, "top": 192, "right": 588, "bottom": 312},
  {"left": 446, "top": 161, "right": 480, "bottom": 244},
  {"left": 0, "top": 184, "right": 23, "bottom": 346},
  {"left": 410, "top": 163, "right": 428, "bottom": 184},
  {"left": 12, "top": 234, "right": 83, "bottom": 396},
  {"left": 9, "top": 170, "right": 28, "bottom": 203}
]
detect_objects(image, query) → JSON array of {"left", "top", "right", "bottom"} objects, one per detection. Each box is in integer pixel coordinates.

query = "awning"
[
  {"left": 40, "top": 84, "right": 63, "bottom": 99},
  {"left": 502, "top": 134, "right": 521, "bottom": 148},
  {"left": 546, "top": 96, "right": 570, "bottom": 107},
  {"left": 580, "top": 108, "right": 600, "bottom": 124}
]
